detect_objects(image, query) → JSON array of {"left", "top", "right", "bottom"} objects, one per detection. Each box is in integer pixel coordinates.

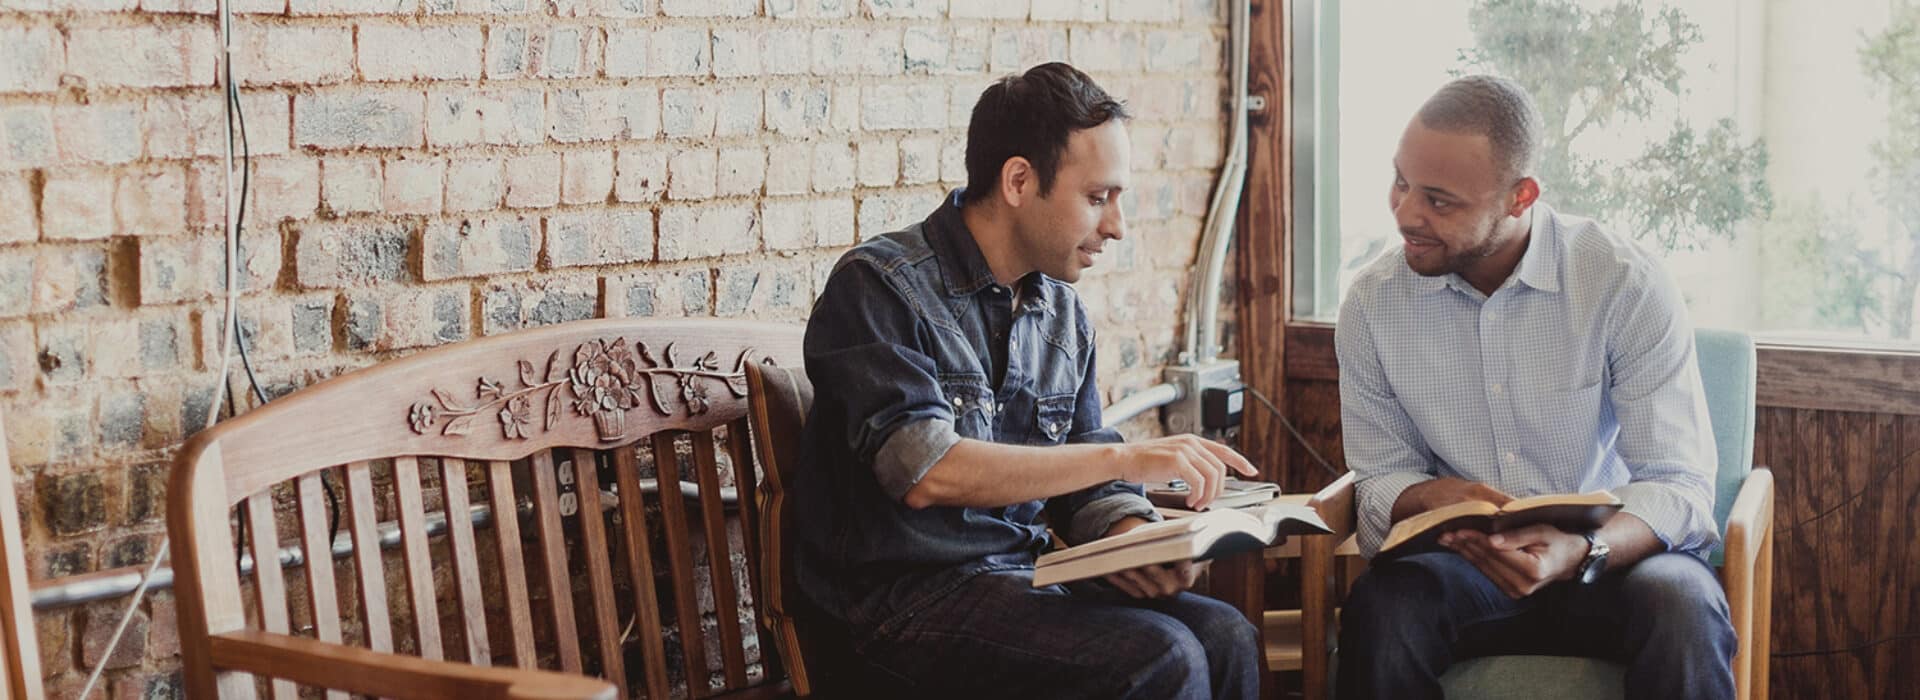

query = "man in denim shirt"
[{"left": 791, "top": 63, "right": 1261, "bottom": 699}]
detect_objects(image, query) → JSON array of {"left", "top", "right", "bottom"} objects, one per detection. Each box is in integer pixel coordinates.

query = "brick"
[
  {"left": 603, "top": 267, "right": 709, "bottom": 317},
  {"left": 100, "top": 387, "right": 147, "bottom": 449},
  {"left": 116, "top": 166, "right": 189, "bottom": 238},
  {"left": 650, "top": 26, "right": 711, "bottom": 77},
  {"left": 763, "top": 198, "right": 851, "bottom": 250},
  {"left": 481, "top": 275, "right": 598, "bottom": 334},
  {"left": 712, "top": 29, "right": 760, "bottom": 78},
  {"left": 147, "top": 595, "right": 181, "bottom": 662},
  {"left": 950, "top": 25, "right": 990, "bottom": 73},
  {"left": 146, "top": 92, "right": 290, "bottom": 160},
  {"left": 717, "top": 147, "right": 766, "bottom": 197},
  {"left": 661, "top": 88, "right": 714, "bottom": 139},
  {"left": 561, "top": 151, "right": 615, "bottom": 205},
  {"left": 661, "top": 0, "right": 750, "bottom": 15},
  {"left": 1030, "top": 0, "right": 1081, "bottom": 20},
  {"left": 90, "top": 318, "right": 142, "bottom": 378},
  {"left": 812, "top": 142, "right": 854, "bottom": 193},
  {"left": 604, "top": 28, "right": 649, "bottom": 77},
  {"left": 862, "top": 84, "right": 946, "bottom": 131},
  {"left": 67, "top": 26, "right": 217, "bottom": 89},
  {"left": 139, "top": 311, "right": 192, "bottom": 373},
  {"left": 40, "top": 541, "right": 93, "bottom": 580},
  {"left": 290, "top": 296, "right": 334, "bottom": 354},
  {"left": 620, "top": 88, "right": 660, "bottom": 140},
  {"left": 768, "top": 0, "right": 852, "bottom": 18},
  {"left": 54, "top": 102, "right": 142, "bottom": 166},
  {"left": 139, "top": 233, "right": 279, "bottom": 304},
  {"left": 0, "top": 322, "right": 30, "bottom": 391},
  {"left": 614, "top": 149, "right": 667, "bottom": 203},
  {"left": 141, "top": 0, "right": 220, "bottom": 12},
  {"left": 344, "top": 284, "right": 469, "bottom": 351},
  {"left": 548, "top": 88, "right": 630, "bottom": 143},
  {"left": 0, "top": 174, "right": 33, "bottom": 244},
  {"left": 950, "top": 0, "right": 1024, "bottom": 18},
  {"left": 858, "top": 139, "right": 898, "bottom": 187},
  {"left": 544, "top": 210, "right": 653, "bottom": 267},
  {"left": 903, "top": 26, "right": 948, "bottom": 74},
  {"left": 858, "top": 190, "right": 934, "bottom": 239},
  {"left": 540, "top": 26, "right": 601, "bottom": 79},
  {"left": 761, "top": 29, "right": 810, "bottom": 76},
  {"left": 1, "top": 107, "right": 54, "bottom": 168},
  {"left": 360, "top": 25, "right": 485, "bottom": 81},
  {"left": 667, "top": 149, "right": 716, "bottom": 201},
  {"left": 658, "top": 204, "right": 758, "bottom": 261},
  {"left": 764, "top": 142, "right": 811, "bottom": 196},
  {"left": 0, "top": 26, "right": 62, "bottom": 93},
  {"left": 505, "top": 153, "right": 561, "bottom": 208},
  {"left": 900, "top": 136, "right": 941, "bottom": 185},
  {"left": 125, "top": 462, "right": 168, "bottom": 525},
  {"left": 293, "top": 221, "right": 415, "bottom": 288},
  {"left": 10, "top": 390, "right": 91, "bottom": 463},
  {"left": 1071, "top": 28, "right": 1141, "bottom": 73},
  {"left": 41, "top": 171, "right": 115, "bottom": 240},
  {"left": 811, "top": 29, "right": 864, "bottom": 75},
  {"left": 765, "top": 85, "right": 831, "bottom": 136},
  {"left": 422, "top": 216, "right": 538, "bottom": 280},
  {"left": 941, "top": 137, "right": 965, "bottom": 184},
  {"left": 198, "top": 296, "right": 319, "bottom": 364},
  {"left": 830, "top": 84, "right": 860, "bottom": 132},
  {"left": 428, "top": 88, "right": 545, "bottom": 148},
  {"left": 1110, "top": 0, "right": 1176, "bottom": 22},
  {"left": 26, "top": 245, "right": 110, "bottom": 313},
  {"left": 105, "top": 533, "right": 157, "bottom": 569},
  {"left": 296, "top": 91, "right": 426, "bottom": 150},
  {"left": 864, "top": 0, "right": 941, "bottom": 17},
  {"left": 714, "top": 87, "right": 762, "bottom": 137},
  {"left": 1146, "top": 30, "right": 1208, "bottom": 73},
  {"left": 80, "top": 601, "right": 149, "bottom": 671},
  {"left": 487, "top": 25, "right": 531, "bottom": 79},
  {"left": 990, "top": 27, "right": 1067, "bottom": 73},
  {"left": 445, "top": 159, "right": 504, "bottom": 212},
  {"left": 715, "top": 263, "right": 811, "bottom": 317},
  {"left": 41, "top": 472, "right": 108, "bottom": 535},
  {"left": 321, "top": 158, "right": 382, "bottom": 215},
  {"left": 233, "top": 26, "right": 355, "bottom": 86},
  {"left": 290, "top": 0, "right": 416, "bottom": 16},
  {"left": 248, "top": 156, "right": 321, "bottom": 222},
  {"left": 383, "top": 157, "right": 446, "bottom": 216}
]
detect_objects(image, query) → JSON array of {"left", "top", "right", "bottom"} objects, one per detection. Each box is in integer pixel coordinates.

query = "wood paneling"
[{"left": 1757, "top": 346, "right": 1920, "bottom": 416}]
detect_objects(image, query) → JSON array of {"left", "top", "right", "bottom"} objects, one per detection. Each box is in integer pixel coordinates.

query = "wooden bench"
[{"left": 167, "top": 318, "right": 805, "bottom": 699}]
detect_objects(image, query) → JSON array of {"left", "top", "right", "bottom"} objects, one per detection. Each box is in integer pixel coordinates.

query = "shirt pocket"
[
  {"left": 940, "top": 377, "right": 995, "bottom": 441},
  {"left": 1032, "top": 393, "right": 1076, "bottom": 445}
]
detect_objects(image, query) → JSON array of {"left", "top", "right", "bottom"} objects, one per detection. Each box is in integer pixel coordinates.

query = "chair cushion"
[
  {"left": 1691, "top": 328, "right": 1756, "bottom": 566},
  {"left": 1440, "top": 655, "right": 1626, "bottom": 699}
]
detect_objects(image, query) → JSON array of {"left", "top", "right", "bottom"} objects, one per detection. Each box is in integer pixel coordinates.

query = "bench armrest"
[{"left": 208, "top": 630, "right": 617, "bottom": 700}]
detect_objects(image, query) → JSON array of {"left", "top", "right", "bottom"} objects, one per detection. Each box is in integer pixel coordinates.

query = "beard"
[{"left": 1403, "top": 214, "right": 1503, "bottom": 278}]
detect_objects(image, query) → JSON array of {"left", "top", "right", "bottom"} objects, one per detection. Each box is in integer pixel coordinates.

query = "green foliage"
[{"left": 1453, "top": 0, "right": 1772, "bottom": 251}]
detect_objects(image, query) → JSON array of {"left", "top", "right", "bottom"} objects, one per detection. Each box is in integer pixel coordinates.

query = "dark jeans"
[
  {"left": 850, "top": 569, "right": 1261, "bottom": 699},
  {"left": 1336, "top": 551, "right": 1736, "bottom": 700}
]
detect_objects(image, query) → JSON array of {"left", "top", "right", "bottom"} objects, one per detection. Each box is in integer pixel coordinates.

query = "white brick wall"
[{"left": 0, "top": 2, "right": 1231, "bottom": 692}]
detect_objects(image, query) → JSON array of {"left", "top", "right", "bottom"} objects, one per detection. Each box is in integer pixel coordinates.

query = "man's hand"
[
  {"left": 1391, "top": 477, "right": 1513, "bottom": 523},
  {"left": 1440, "top": 524, "right": 1589, "bottom": 599},
  {"left": 1112, "top": 435, "right": 1258, "bottom": 509},
  {"left": 1098, "top": 516, "right": 1204, "bottom": 598}
]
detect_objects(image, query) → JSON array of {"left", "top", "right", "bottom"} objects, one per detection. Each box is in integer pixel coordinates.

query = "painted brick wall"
[{"left": 0, "top": 0, "right": 1229, "bottom": 694}]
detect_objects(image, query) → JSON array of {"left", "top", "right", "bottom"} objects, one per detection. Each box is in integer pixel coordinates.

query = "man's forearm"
[
  {"left": 1595, "top": 510, "right": 1663, "bottom": 571},
  {"left": 902, "top": 439, "right": 1123, "bottom": 509}
]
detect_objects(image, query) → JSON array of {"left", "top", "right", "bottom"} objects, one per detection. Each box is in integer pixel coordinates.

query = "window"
[{"left": 1294, "top": 0, "right": 1920, "bottom": 347}]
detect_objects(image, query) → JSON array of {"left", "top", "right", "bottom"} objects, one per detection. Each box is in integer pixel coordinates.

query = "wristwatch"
[{"left": 1576, "top": 532, "right": 1611, "bottom": 584}]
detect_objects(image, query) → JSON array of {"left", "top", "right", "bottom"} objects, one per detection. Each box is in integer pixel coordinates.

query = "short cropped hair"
[
  {"left": 963, "top": 62, "right": 1131, "bottom": 203},
  {"left": 1416, "top": 75, "right": 1543, "bottom": 183}
]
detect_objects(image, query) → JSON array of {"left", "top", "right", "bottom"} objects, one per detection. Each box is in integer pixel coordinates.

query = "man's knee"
[
  {"left": 1344, "top": 552, "right": 1470, "bottom": 631},
  {"left": 1619, "top": 554, "right": 1733, "bottom": 642}
]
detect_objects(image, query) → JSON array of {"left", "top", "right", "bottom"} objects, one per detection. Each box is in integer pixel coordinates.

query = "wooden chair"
[
  {"left": 0, "top": 411, "right": 43, "bottom": 700},
  {"left": 168, "top": 318, "right": 804, "bottom": 699},
  {"left": 742, "top": 362, "right": 814, "bottom": 696},
  {"left": 1293, "top": 328, "right": 1775, "bottom": 699}
]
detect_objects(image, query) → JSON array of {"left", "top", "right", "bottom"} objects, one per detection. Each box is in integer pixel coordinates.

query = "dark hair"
[
  {"left": 1416, "top": 75, "right": 1542, "bottom": 184},
  {"left": 964, "top": 62, "right": 1131, "bottom": 204}
]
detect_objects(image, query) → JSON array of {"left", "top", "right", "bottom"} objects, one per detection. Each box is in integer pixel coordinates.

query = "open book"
[
  {"left": 1144, "top": 478, "right": 1281, "bottom": 511},
  {"left": 1380, "top": 491, "right": 1623, "bottom": 555},
  {"left": 1032, "top": 501, "right": 1332, "bottom": 587}
]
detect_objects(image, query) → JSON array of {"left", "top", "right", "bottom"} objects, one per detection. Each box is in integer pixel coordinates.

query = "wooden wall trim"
[{"left": 1283, "top": 323, "right": 1920, "bottom": 417}]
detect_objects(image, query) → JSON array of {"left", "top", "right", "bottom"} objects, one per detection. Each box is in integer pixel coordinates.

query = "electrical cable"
[{"left": 1244, "top": 386, "right": 1346, "bottom": 479}]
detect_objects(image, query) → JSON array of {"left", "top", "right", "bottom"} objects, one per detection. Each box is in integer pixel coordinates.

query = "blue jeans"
[
  {"left": 1336, "top": 551, "right": 1735, "bottom": 700},
  {"left": 850, "top": 569, "right": 1260, "bottom": 699}
]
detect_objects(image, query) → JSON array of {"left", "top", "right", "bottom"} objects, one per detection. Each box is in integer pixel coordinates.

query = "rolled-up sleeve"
[
  {"left": 1337, "top": 287, "right": 1439, "bottom": 559},
  {"left": 1046, "top": 335, "right": 1158, "bottom": 545},
  {"left": 1607, "top": 266, "right": 1720, "bottom": 554},
  {"left": 804, "top": 260, "right": 959, "bottom": 502}
]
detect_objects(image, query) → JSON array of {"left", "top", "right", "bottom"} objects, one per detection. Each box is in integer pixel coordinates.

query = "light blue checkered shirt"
[{"left": 1338, "top": 203, "right": 1720, "bottom": 559}]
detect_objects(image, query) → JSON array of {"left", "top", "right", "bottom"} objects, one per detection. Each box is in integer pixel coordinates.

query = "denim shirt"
[{"left": 791, "top": 190, "right": 1157, "bottom": 634}]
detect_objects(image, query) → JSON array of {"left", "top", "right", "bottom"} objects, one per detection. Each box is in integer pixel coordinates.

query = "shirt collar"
[
  {"left": 925, "top": 188, "right": 1053, "bottom": 305},
  {"left": 1413, "top": 203, "right": 1562, "bottom": 297}
]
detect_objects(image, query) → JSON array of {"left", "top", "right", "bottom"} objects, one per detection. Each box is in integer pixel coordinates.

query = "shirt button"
[
  {"left": 951, "top": 397, "right": 963, "bottom": 409},
  {"left": 1490, "top": 383, "right": 1504, "bottom": 396},
  {"left": 1503, "top": 452, "right": 1517, "bottom": 464},
  {"left": 1009, "top": 339, "right": 1019, "bottom": 351}
]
